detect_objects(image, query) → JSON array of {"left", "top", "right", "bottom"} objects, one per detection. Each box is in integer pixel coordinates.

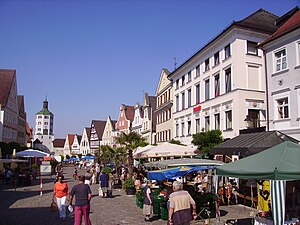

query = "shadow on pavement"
[{"left": 0, "top": 206, "right": 74, "bottom": 225}]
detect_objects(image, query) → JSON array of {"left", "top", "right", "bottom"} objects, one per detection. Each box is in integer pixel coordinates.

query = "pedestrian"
[
  {"left": 69, "top": 175, "right": 92, "bottom": 225},
  {"left": 143, "top": 180, "right": 153, "bottom": 222},
  {"left": 84, "top": 170, "right": 91, "bottom": 186},
  {"left": 73, "top": 167, "right": 78, "bottom": 180},
  {"left": 5, "top": 168, "right": 13, "bottom": 185},
  {"left": 99, "top": 171, "right": 109, "bottom": 198},
  {"left": 52, "top": 174, "right": 69, "bottom": 221},
  {"left": 168, "top": 181, "right": 197, "bottom": 225}
]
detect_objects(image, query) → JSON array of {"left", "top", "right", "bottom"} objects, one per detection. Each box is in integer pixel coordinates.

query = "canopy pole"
[{"left": 215, "top": 175, "right": 220, "bottom": 222}]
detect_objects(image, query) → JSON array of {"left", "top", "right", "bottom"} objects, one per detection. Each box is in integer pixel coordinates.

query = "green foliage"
[
  {"left": 50, "top": 160, "right": 59, "bottom": 170},
  {"left": 169, "top": 139, "right": 186, "bottom": 146},
  {"left": 102, "top": 167, "right": 111, "bottom": 174},
  {"left": 124, "top": 177, "right": 135, "bottom": 188},
  {"left": 31, "top": 163, "right": 39, "bottom": 169},
  {"left": 60, "top": 154, "right": 64, "bottom": 161},
  {"left": 78, "top": 154, "right": 82, "bottom": 159},
  {"left": 192, "top": 130, "right": 223, "bottom": 154},
  {"left": 65, "top": 154, "right": 70, "bottom": 159}
]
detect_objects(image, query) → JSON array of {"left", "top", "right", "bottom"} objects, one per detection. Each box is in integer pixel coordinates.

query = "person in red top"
[{"left": 52, "top": 174, "right": 69, "bottom": 220}]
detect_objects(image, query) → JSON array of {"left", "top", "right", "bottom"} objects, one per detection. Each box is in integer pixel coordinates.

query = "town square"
[{"left": 0, "top": 1, "right": 300, "bottom": 225}]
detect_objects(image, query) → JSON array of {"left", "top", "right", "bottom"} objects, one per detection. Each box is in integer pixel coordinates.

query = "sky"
[{"left": 0, "top": 0, "right": 299, "bottom": 138}]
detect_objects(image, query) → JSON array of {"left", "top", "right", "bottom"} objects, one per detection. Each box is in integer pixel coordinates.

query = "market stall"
[{"left": 216, "top": 141, "right": 300, "bottom": 225}]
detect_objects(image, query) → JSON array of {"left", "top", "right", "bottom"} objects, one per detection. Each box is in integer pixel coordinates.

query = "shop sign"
[{"left": 193, "top": 105, "right": 201, "bottom": 113}]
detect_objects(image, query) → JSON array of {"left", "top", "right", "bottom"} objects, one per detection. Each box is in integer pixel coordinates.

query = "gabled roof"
[
  {"left": 210, "top": 131, "right": 299, "bottom": 157},
  {"left": 155, "top": 68, "right": 171, "bottom": 95},
  {"left": 124, "top": 105, "right": 135, "bottom": 122},
  {"left": 85, "top": 127, "right": 91, "bottom": 139},
  {"left": 91, "top": 120, "right": 106, "bottom": 140},
  {"left": 17, "top": 95, "right": 26, "bottom": 119},
  {"left": 259, "top": 8, "right": 300, "bottom": 47},
  {"left": 53, "top": 138, "right": 66, "bottom": 148},
  {"left": 0, "top": 69, "right": 16, "bottom": 107},
  {"left": 168, "top": 9, "right": 279, "bottom": 78},
  {"left": 67, "top": 134, "right": 75, "bottom": 145}
]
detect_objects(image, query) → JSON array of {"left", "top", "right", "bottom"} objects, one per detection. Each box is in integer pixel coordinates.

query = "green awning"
[{"left": 216, "top": 141, "right": 300, "bottom": 181}]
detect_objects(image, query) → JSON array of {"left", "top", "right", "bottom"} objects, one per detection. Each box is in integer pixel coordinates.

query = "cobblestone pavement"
[{"left": 0, "top": 165, "right": 256, "bottom": 225}]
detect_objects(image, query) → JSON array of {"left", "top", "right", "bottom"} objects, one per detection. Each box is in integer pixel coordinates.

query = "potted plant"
[{"left": 124, "top": 177, "right": 136, "bottom": 195}]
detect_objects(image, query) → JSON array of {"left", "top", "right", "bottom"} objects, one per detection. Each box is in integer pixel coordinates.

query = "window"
[
  {"left": 277, "top": 98, "right": 289, "bottom": 119},
  {"left": 195, "top": 118, "right": 201, "bottom": 133},
  {"left": 215, "top": 113, "right": 220, "bottom": 130},
  {"left": 205, "top": 79, "right": 210, "bottom": 101},
  {"left": 182, "top": 75, "right": 185, "bottom": 86},
  {"left": 247, "top": 41, "right": 258, "bottom": 55},
  {"left": 181, "top": 92, "right": 185, "bottom": 110},
  {"left": 195, "top": 84, "right": 200, "bottom": 104},
  {"left": 175, "top": 124, "right": 179, "bottom": 137},
  {"left": 275, "top": 49, "right": 287, "bottom": 72},
  {"left": 187, "top": 121, "right": 191, "bottom": 135},
  {"left": 205, "top": 116, "right": 210, "bottom": 131},
  {"left": 176, "top": 95, "right": 179, "bottom": 112},
  {"left": 225, "top": 68, "right": 231, "bottom": 93},
  {"left": 225, "top": 111, "right": 232, "bottom": 129},
  {"left": 181, "top": 122, "right": 185, "bottom": 136},
  {"left": 187, "top": 89, "right": 191, "bottom": 107},
  {"left": 214, "top": 74, "right": 220, "bottom": 97},
  {"left": 176, "top": 79, "right": 179, "bottom": 89},
  {"left": 214, "top": 52, "right": 220, "bottom": 66},
  {"left": 196, "top": 65, "right": 200, "bottom": 77},
  {"left": 205, "top": 58, "right": 210, "bottom": 71},
  {"left": 225, "top": 44, "right": 231, "bottom": 59},
  {"left": 188, "top": 71, "right": 192, "bottom": 82}
]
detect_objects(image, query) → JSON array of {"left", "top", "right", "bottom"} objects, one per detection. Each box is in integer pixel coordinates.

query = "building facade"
[
  {"left": 101, "top": 116, "right": 117, "bottom": 147},
  {"left": 89, "top": 120, "right": 106, "bottom": 154},
  {"left": 17, "top": 95, "right": 27, "bottom": 145},
  {"left": 259, "top": 8, "right": 300, "bottom": 141},
  {"left": 0, "top": 69, "right": 21, "bottom": 144},
  {"left": 80, "top": 127, "right": 91, "bottom": 155},
  {"left": 141, "top": 93, "right": 157, "bottom": 144},
  {"left": 115, "top": 104, "right": 134, "bottom": 135},
  {"left": 168, "top": 9, "right": 279, "bottom": 146},
  {"left": 34, "top": 98, "right": 54, "bottom": 152},
  {"left": 155, "top": 69, "right": 173, "bottom": 143},
  {"left": 63, "top": 134, "right": 82, "bottom": 156},
  {"left": 131, "top": 103, "right": 143, "bottom": 135}
]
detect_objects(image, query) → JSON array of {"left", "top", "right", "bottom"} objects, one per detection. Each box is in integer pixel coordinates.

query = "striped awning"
[{"left": 270, "top": 180, "right": 286, "bottom": 225}]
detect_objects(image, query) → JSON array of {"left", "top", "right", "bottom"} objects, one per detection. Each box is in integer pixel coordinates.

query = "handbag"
[{"left": 51, "top": 201, "right": 58, "bottom": 212}]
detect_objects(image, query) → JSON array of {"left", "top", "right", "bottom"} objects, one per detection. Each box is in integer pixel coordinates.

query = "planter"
[{"left": 126, "top": 187, "right": 136, "bottom": 195}]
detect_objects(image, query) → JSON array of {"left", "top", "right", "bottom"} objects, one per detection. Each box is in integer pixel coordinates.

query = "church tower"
[{"left": 34, "top": 98, "right": 54, "bottom": 152}]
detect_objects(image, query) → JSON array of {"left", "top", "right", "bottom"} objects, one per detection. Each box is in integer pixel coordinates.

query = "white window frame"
[
  {"left": 225, "top": 110, "right": 232, "bottom": 130},
  {"left": 274, "top": 48, "right": 287, "bottom": 72},
  {"left": 247, "top": 41, "right": 258, "bottom": 55},
  {"left": 276, "top": 97, "right": 289, "bottom": 119}
]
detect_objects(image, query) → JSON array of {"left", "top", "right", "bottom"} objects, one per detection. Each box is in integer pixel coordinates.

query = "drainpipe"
[{"left": 263, "top": 48, "right": 270, "bottom": 131}]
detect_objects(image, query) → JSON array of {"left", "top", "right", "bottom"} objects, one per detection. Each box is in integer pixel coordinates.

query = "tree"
[
  {"left": 65, "top": 154, "right": 70, "bottom": 159},
  {"left": 192, "top": 130, "right": 223, "bottom": 155},
  {"left": 60, "top": 154, "right": 64, "bottom": 161},
  {"left": 115, "top": 132, "right": 147, "bottom": 177},
  {"left": 78, "top": 154, "right": 82, "bottom": 159}
]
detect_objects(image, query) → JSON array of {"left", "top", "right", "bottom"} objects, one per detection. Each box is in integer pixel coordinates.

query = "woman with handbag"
[{"left": 52, "top": 174, "right": 69, "bottom": 221}]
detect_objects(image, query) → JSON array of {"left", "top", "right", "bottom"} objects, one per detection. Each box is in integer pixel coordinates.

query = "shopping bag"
[
  {"left": 51, "top": 201, "right": 58, "bottom": 212},
  {"left": 68, "top": 205, "right": 74, "bottom": 213}
]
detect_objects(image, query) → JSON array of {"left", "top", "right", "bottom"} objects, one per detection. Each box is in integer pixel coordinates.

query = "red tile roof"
[
  {"left": 259, "top": 9, "right": 300, "bottom": 46},
  {"left": 53, "top": 138, "right": 66, "bottom": 148},
  {"left": 68, "top": 134, "right": 75, "bottom": 145},
  {"left": 124, "top": 105, "right": 135, "bottom": 122},
  {"left": 0, "top": 69, "right": 16, "bottom": 107}
]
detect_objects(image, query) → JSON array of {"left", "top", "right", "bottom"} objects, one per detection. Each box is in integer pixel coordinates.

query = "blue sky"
[{"left": 0, "top": 0, "right": 299, "bottom": 138}]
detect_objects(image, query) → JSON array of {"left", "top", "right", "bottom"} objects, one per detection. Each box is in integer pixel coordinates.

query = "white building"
[
  {"left": 34, "top": 98, "right": 54, "bottom": 152},
  {"left": 141, "top": 93, "right": 157, "bottom": 144},
  {"left": 63, "top": 134, "right": 81, "bottom": 156},
  {"left": 168, "top": 9, "right": 279, "bottom": 146},
  {"left": 101, "top": 116, "right": 117, "bottom": 147},
  {"left": 259, "top": 8, "right": 300, "bottom": 141},
  {"left": 80, "top": 127, "right": 91, "bottom": 155},
  {"left": 132, "top": 103, "right": 143, "bottom": 135},
  {"left": 155, "top": 68, "right": 173, "bottom": 143}
]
